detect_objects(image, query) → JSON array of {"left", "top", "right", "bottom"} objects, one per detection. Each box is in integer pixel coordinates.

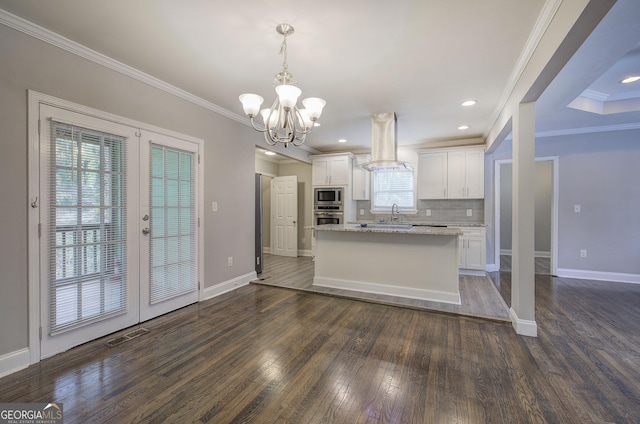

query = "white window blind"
[
  {"left": 373, "top": 170, "right": 415, "bottom": 210},
  {"left": 149, "top": 145, "right": 197, "bottom": 303},
  {"left": 48, "top": 121, "right": 127, "bottom": 334}
]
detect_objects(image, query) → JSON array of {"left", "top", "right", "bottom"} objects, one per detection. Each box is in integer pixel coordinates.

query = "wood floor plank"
[{"left": 2, "top": 258, "right": 640, "bottom": 423}]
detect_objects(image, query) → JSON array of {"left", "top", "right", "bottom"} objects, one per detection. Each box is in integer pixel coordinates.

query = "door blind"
[
  {"left": 48, "top": 121, "right": 128, "bottom": 334},
  {"left": 149, "top": 144, "right": 197, "bottom": 303}
]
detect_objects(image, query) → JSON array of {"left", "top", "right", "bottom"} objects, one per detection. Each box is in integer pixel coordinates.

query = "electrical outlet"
[
  {"left": 227, "top": 256, "right": 233, "bottom": 266},
  {"left": 359, "top": 209, "right": 364, "bottom": 216},
  {"left": 580, "top": 249, "right": 587, "bottom": 258},
  {"left": 466, "top": 209, "right": 472, "bottom": 217},
  {"left": 426, "top": 209, "right": 431, "bottom": 217},
  {"left": 574, "top": 204, "right": 581, "bottom": 213}
]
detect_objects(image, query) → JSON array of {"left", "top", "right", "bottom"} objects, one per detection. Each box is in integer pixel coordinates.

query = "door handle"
[{"left": 142, "top": 227, "right": 150, "bottom": 235}]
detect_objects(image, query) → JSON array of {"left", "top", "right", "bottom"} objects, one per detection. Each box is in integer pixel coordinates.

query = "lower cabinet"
[{"left": 456, "top": 227, "right": 486, "bottom": 273}]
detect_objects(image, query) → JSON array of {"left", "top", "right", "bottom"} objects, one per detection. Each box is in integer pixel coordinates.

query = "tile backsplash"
[{"left": 356, "top": 199, "right": 484, "bottom": 224}]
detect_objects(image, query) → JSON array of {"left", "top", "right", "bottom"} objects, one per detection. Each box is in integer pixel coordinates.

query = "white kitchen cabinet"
[
  {"left": 418, "top": 147, "right": 485, "bottom": 199},
  {"left": 352, "top": 155, "right": 370, "bottom": 200},
  {"left": 417, "top": 152, "right": 447, "bottom": 199},
  {"left": 456, "top": 226, "right": 486, "bottom": 273},
  {"left": 447, "top": 149, "right": 484, "bottom": 199},
  {"left": 312, "top": 154, "right": 352, "bottom": 186}
]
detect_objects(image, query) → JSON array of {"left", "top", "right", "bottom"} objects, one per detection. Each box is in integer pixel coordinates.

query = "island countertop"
[{"left": 315, "top": 223, "right": 462, "bottom": 236}]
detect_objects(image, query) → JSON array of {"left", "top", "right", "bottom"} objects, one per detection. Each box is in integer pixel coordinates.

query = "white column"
[{"left": 510, "top": 102, "right": 538, "bottom": 337}]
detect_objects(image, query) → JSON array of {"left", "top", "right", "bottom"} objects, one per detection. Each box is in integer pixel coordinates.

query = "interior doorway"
[{"left": 494, "top": 157, "right": 558, "bottom": 276}]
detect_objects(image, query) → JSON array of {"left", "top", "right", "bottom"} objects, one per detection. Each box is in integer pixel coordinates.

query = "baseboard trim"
[
  {"left": 202, "top": 271, "right": 256, "bottom": 300},
  {"left": 0, "top": 348, "right": 30, "bottom": 379},
  {"left": 556, "top": 268, "right": 640, "bottom": 285},
  {"left": 264, "top": 247, "right": 271, "bottom": 254},
  {"left": 509, "top": 308, "right": 538, "bottom": 337},
  {"left": 460, "top": 269, "right": 486, "bottom": 276},
  {"left": 298, "top": 249, "right": 313, "bottom": 257},
  {"left": 486, "top": 263, "right": 499, "bottom": 272},
  {"left": 312, "top": 276, "right": 461, "bottom": 305}
]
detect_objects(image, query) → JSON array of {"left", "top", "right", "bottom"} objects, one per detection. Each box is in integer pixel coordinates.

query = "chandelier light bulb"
[
  {"left": 302, "top": 97, "right": 326, "bottom": 120},
  {"left": 275, "top": 85, "right": 302, "bottom": 110},
  {"left": 239, "top": 93, "right": 264, "bottom": 117}
]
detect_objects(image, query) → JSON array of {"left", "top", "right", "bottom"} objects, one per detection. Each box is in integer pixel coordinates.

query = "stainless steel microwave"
[{"left": 314, "top": 187, "right": 343, "bottom": 206}]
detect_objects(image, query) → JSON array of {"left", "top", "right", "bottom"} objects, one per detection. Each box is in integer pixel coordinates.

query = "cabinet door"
[
  {"left": 465, "top": 150, "right": 485, "bottom": 199},
  {"left": 418, "top": 152, "right": 447, "bottom": 199},
  {"left": 458, "top": 236, "right": 466, "bottom": 268},
  {"left": 465, "top": 236, "right": 486, "bottom": 270},
  {"left": 352, "top": 165, "right": 370, "bottom": 200},
  {"left": 329, "top": 156, "right": 350, "bottom": 185},
  {"left": 447, "top": 150, "right": 466, "bottom": 199},
  {"left": 312, "top": 158, "right": 330, "bottom": 185}
]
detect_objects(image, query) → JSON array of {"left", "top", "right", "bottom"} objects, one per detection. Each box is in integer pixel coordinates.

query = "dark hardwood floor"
[{"left": 1, "top": 264, "right": 639, "bottom": 422}]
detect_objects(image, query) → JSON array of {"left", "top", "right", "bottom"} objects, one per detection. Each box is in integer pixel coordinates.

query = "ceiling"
[{"left": 1, "top": 0, "right": 639, "bottom": 157}]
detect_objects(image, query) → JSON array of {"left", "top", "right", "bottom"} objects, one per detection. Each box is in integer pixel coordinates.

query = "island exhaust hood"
[{"left": 361, "top": 112, "right": 413, "bottom": 171}]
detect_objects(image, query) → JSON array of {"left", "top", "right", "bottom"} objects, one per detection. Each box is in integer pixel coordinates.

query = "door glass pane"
[
  {"left": 48, "top": 122, "right": 127, "bottom": 335},
  {"left": 149, "top": 144, "right": 197, "bottom": 304}
]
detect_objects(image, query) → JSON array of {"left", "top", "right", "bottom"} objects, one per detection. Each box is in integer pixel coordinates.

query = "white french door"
[
  {"left": 139, "top": 131, "right": 199, "bottom": 322},
  {"left": 38, "top": 104, "right": 200, "bottom": 359}
]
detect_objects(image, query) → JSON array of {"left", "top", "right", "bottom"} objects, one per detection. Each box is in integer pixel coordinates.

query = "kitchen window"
[{"left": 372, "top": 169, "right": 417, "bottom": 213}]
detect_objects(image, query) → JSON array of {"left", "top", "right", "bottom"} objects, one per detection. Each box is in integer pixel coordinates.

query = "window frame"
[{"left": 370, "top": 169, "right": 418, "bottom": 214}]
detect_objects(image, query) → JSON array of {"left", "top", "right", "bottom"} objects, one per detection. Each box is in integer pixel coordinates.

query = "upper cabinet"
[
  {"left": 417, "top": 152, "right": 447, "bottom": 199},
  {"left": 311, "top": 153, "right": 353, "bottom": 186},
  {"left": 352, "top": 155, "right": 370, "bottom": 200},
  {"left": 418, "top": 146, "right": 485, "bottom": 199}
]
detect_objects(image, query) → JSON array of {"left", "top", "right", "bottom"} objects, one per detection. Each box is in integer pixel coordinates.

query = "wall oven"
[
  {"left": 314, "top": 210, "right": 343, "bottom": 226},
  {"left": 314, "top": 187, "right": 343, "bottom": 207}
]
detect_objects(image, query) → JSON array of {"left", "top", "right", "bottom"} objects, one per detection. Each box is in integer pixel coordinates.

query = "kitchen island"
[{"left": 313, "top": 224, "right": 463, "bottom": 304}]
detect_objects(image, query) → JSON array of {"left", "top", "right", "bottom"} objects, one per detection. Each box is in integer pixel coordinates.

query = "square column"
[{"left": 511, "top": 102, "right": 538, "bottom": 337}]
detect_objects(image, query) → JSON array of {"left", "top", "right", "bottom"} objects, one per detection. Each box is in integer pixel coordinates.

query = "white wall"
[{"left": 0, "top": 23, "right": 258, "bottom": 358}]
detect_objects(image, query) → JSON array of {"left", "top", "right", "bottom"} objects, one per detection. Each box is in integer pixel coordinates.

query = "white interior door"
[
  {"left": 38, "top": 105, "right": 201, "bottom": 359},
  {"left": 139, "top": 132, "right": 199, "bottom": 322},
  {"left": 271, "top": 176, "right": 298, "bottom": 257}
]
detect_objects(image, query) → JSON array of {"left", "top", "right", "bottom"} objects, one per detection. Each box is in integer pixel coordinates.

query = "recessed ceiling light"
[
  {"left": 264, "top": 150, "right": 276, "bottom": 156},
  {"left": 458, "top": 125, "right": 470, "bottom": 130},
  {"left": 461, "top": 100, "right": 477, "bottom": 107},
  {"left": 621, "top": 75, "right": 640, "bottom": 84},
  {"left": 338, "top": 139, "right": 347, "bottom": 143}
]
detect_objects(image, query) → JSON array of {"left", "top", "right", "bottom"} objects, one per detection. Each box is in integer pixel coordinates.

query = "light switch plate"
[
  {"left": 574, "top": 204, "right": 581, "bottom": 213},
  {"left": 212, "top": 201, "right": 218, "bottom": 212},
  {"left": 466, "top": 209, "right": 472, "bottom": 217},
  {"left": 426, "top": 209, "right": 431, "bottom": 217}
]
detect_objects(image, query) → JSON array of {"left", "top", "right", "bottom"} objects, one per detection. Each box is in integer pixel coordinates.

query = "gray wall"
[
  {"left": 486, "top": 129, "right": 640, "bottom": 275},
  {"left": 499, "top": 161, "right": 553, "bottom": 253},
  {"left": 0, "top": 24, "right": 261, "bottom": 357}
]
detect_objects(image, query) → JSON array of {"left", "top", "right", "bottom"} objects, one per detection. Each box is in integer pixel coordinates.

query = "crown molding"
[
  {"left": 485, "top": 0, "right": 563, "bottom": 139},
  {"left": 506, "top": 121, "right": 640, "bottom": 140},
  {"left": 0, "top": 8, "right": 248, "bottom": 126}
]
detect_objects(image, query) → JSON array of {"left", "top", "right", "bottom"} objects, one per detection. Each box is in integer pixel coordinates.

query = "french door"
[{"left": 38, "top": 105, "right": 200, "bottom": 359}]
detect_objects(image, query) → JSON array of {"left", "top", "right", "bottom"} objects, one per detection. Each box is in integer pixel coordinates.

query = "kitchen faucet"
[{"left": 390, "top": 203, "right": 400, "bottom": 222}]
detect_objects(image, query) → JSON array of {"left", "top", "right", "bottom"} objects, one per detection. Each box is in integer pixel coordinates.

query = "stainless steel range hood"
[{"left": 361, "top": 112, "right": 413, "bottom": 171}]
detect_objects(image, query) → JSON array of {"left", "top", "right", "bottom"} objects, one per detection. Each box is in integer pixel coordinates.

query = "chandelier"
[{"left": 239, "top": 23, "right": 326, "bottom": 148}]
